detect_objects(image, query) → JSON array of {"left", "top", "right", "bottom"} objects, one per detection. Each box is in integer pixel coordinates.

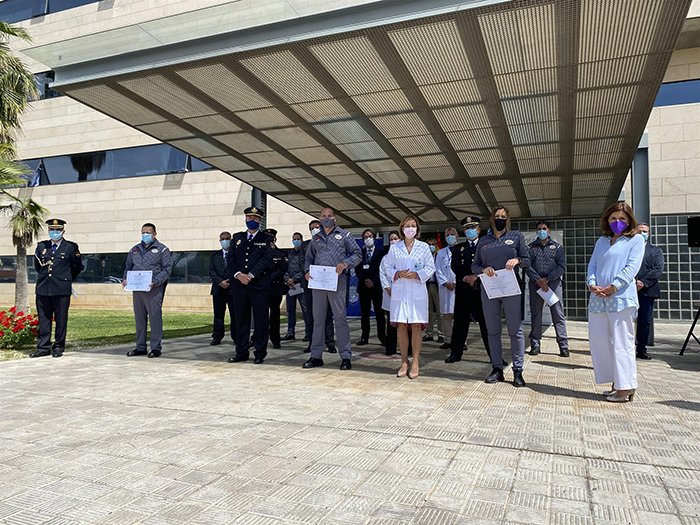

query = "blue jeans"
[{"left": 636, "top": 295, "right": 655, "bottom": 354}]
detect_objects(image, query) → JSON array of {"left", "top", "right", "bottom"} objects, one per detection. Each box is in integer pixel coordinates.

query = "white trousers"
[{"left": 588, "top": 307, "right": 638, "bottom": 389}]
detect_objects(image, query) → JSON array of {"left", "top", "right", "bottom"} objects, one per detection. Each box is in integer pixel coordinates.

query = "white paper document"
[
  {"left": 536, "top": 287, "right": 560, "bottom": 306},
  {"left": 308, "top": 265, "right": 339, "bottom": 292},
  {"left": 125, "top": 270, "right": 152, "bottom": 291},
  {"left": 479, "top": 269, "right": 521, "bottom": 299},
  {"left": 288, "top": 285, "right": 304, "bottom": 297}
]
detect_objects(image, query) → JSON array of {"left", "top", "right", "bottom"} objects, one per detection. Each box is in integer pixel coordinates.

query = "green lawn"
[{"left": 1, "top": 308, "right": 287, "bottom": 361}]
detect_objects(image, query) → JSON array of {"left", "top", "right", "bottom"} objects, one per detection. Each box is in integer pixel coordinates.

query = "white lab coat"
[
  {"left": 382, "top": 240, "right": 435, "bottom": 324},
  {"left": 435, "top": 245, "right": 456, "bottom": 315},
  {"left": 380, "top": 251, "right": 392, "bottom": 312}
]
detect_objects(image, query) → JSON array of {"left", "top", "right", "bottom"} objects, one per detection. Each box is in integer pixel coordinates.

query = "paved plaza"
[{"left": 1, "top": 319, "right": 700, "bottom": 525}]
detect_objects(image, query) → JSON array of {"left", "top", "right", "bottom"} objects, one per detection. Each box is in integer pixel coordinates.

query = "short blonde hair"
[{"left": 398, "top": 215, "right": 421, "bottom": 241}]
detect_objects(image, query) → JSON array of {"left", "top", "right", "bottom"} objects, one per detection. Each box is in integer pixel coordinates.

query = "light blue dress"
[{"left": 586, "top": 234, "right": 645, "bottom": 314}]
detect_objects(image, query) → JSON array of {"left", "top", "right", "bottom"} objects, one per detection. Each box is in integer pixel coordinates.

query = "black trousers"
[
  {"left": 359, "top": 289, "right": 386, "bottom": 343},
  {"left": 269, "top": 293, "right": 284, "bottom": 345},
  {"left": 233, "top": 286, "right": 269, "bottom": 360},
  {"left": 636, "top": 295, "right": 656, "bottom": 354},
  {"left": 450, "top": 285, "right": 490, "bottom": 359},
  {"left": 36, "top": 294, "right": 71, "bottom": 353},
  {"left": 385, "top": 317, "right": 397, "bottom": 355},
  {"left": 212, "top": 293, "right": 235, "bottom": 343},
  {"left": 303, "top": 285, "right": 335, "bottom": 347}
]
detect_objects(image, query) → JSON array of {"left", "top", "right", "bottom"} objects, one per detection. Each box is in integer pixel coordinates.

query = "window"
[
  {"left": 0, "top": 0, "right": 102, "bottom": 23},
  {"left": 30, "top": 71, "right": 62, "bottom": 101},
  {"left": 654, "top": 79, "right": 700, "bottom": 108}
]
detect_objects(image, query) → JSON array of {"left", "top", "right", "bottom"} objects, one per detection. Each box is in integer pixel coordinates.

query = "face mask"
[
  {"left": 641, "top": 232, "right": 648, "bottom": 242},
  {"left": 446, "top": 235, "right": 457, "bottom": 245},
  {"left": 293, "top": 239, "right": 302, "bottom": 248},
  {"left": 320, "top": 217, "right": 335, "bottom": 229},
  {"left": 537, "top": 230, "right": 548, "bottom": 240},
  {"left": 465, "top": 228, "right": 478, "bottom": 240},
  {"left": 142, "top": 233, "right": 153, "bottom": 244},
  {"left": 49, "top": 230, "right": 63, "bottom": 241},
  {"left": 494, "top": 218, "right": 507, "bottom": 232},
  {"left": 220, "top": 239, "right": 231, "bottom": 249},
  {"left": 246, "top": 219, "right": 260, "bottom": 231},
  {"left": 390, "top": 239, "right": 399, "bottom": 245},
  {"left": 364, "top": 237, "right": 374, "bottom": 248},
  {"left": 609, "top": 220, "right": 627, "bottom": 235},
  {"left": 311, "top": 227, "right": 321, "bottom": 236},
  {"left": 403, "top": 227, "right": 417, "bottom": 239},
  {"left": 429, "top": 245, "right": 436, "bottom": 253}
]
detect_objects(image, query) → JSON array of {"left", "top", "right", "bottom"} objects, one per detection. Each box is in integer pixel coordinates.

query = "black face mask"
[{"left": 494, "top": 218, "right": 507, "bottom": 232}]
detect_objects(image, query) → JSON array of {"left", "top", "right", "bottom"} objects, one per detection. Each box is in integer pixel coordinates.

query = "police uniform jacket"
[
  {"left": 227, "top": 230, "right": 274, "bottom": 291},
  {"left": 472, "top": 229, "right": 531, "bottom": 282},
  {"left": 636, "top": 243, "right": 664, "bottom": 298},
  {"left": 452, "top": 240, "right": 481, "bottom": 294},
  {"left": 124, "top": 239, "right": 172, "bottom": 287},
  {"left": 525, "top": 238, "right": 566, "bottom": 284},
  {"left": 34, "top": 239, "right": 83, "bottom": 296},
  {"left": 269, "top": 246, "right": 290, "bottom": 296},
  {"left": 304, "top": 225, "right": 362, "bottom": 274}
]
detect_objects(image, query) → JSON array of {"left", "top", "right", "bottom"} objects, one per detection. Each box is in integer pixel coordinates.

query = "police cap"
[
  {"left": 46, "top": 218, "right": 66, "bottom": 229},
  {"left": 263, "top": 228, "right": 277, "bottom": 237},
  {"left": 244, "top": 206, "right": 264, "bottom": 218},
  {"left": 461, "top": 216, "right": 480, "bottom": 228}
]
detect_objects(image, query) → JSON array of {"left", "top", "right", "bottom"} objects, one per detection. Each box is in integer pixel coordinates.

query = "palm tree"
[
  {"left": 0, "top": 21, "right": 38, "bottom": 144},
  {"left": 0, "top": 191, "right": 49, "bottom": 312}
]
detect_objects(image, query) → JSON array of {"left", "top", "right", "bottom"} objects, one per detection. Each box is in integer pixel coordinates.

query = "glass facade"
[
  {"left": 30, "top": 71, "right": 62, "bottom": 101},
  {"left": 654, "top": 79, "right": 700, "bottom": 107},
  {"left": 0, "top": 0, "right": 101, "bottom": 23}
]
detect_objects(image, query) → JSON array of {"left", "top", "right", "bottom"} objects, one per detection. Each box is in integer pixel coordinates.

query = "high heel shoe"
[
  {"left": 606, "top": 389, "right": 635, "bottom": 403},
  {"left": 407, "top": 366, "right": 419, "bottom": 380},
  {"left": 602, "top": 389, "right": 617, "bottom": 396},
  {"left": 397, "top": 365, "right": 408, "bottom": 378}
]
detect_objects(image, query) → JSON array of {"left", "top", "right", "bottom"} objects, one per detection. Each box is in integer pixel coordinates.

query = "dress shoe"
[
  {"left": 340, "top": 359, "right": 352, "bottom": 370},
  {"left": 272, "top": 343, "right": 281, "bottom": 349},
  {"left": 422, "top": 335, "right": 432, "bottom": 342},
  {"left": 636, "top": 352, "right": 651, "bottom": 360},
  {"left": 282, "top": 333, "right": 295, "bottom": 341},
  {"left": 436, "top": 336, "right": 445, "bottom": 343},
  {"left": 304, "top": 345, "right": 311, "bottom": 353},
  {"left": 502, "top": 360, "right": 509, "bottom": 368},
  {"left": 302, "top": 358, "right": 324, "bottom": 368},
  {"left": 254, "top": 357, "right": 264, "bottom": 364},
  {"left": 302, "top": 336, "right": 310, "bottom": 342},
  {"left": 210, "top": 340, "right": 222, "bottom": 346},
  {"left": 126, "top": 349, "right": 147, "bottom": 357},
  {"left": 559, "top": 348, "right": 570, "bottom": 358},
  {"left": 607, "top": 389, "right": 635, "bottom": 402},
  {"left": 444, "top": 354, "right": 461, "bottom": 364},
  {"left": 356, "top": 339, "right": 368, "bottom": 346},
  {"left": 228, "top": 354, "right": 249, "bottom": 363},
  {"left": 513, "top": 370, "right": 526, "bottom": 387},
  {"left": 529, "top": 345, "right": 540, "bottom": 356},
  {"left": 485, "top": 367, "right": 505, "bottom": 383},
  {"left": 147, "top": 350, "right": 161, "bottom": 358},
  {"left": 30, "top": 350, "right": 51, "bottom": 358},
  {"left": 327, "top": 346, "right": 337, "bottom": 354},
  {"left": 439, "top": 342, "right": 451, "bottom": 350},
  {"left": 52, "top": 351, "right": 63, "bottom": 358}
]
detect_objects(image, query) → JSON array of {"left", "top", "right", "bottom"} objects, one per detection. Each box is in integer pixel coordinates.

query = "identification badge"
[
  {"left": 335, "top": 234, "right": 342, "bottom": 240},
  {"left": 414, "top": 261, "right": 424, "bottom": 271},
  {"left": 505, "top": 240, "right": 514, "bottom": 245},
  {"left": 550, "top": 245, "right": 556, "bottom": 250},
  {"left": 363, "top": 264, "right": 370, "bottom": 270},
  {"left": 152, "top": 248, "right": 158, "bottom": 253}
]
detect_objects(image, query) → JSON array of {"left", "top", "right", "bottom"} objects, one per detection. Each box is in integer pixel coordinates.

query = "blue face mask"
[
  {"left": 142, "top": 233, "right": 153, "bottom": 244},
  {"left": 246, "top": 220, "right": 260, "bottom": 231},
  {"left": 429, "top": 245, "right": 436, "bottom": 253},
  {"left": 446, "top": 234, "right": 457, "bottom": 245},
  {"left": 49, "top": 230, "right": 63, "bottom": 241},
  {"left": 293, "top": 239, "right": 302, "bottom": 248},
  {"left": 641, "top": 232, "right": 648, "bottom": 242},
  {"left": 537, "top": 230, "right": 548, "bottom": 240},
  {"left": 220, "top": 239, "right": 231, "bottom": 249},
  {"left": 465, "top": 228, "right": 478, "bottom": 240}
]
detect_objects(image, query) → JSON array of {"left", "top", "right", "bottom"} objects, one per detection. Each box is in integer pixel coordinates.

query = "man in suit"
[
  {"left": 446, "top": 217, "right": 492, "bottom": 364},
  {"left": 355, "top": 228, "right": 386, "bottom": 346},
  {"left": 123, "top": 223, "right": 172, "bottom": 358},
  {"left": 264, "top": 228, "right": 289, "bottom": 349},
  {"left": 635, "top": 222, "right": 664, "bottom": 360},
  {"left": 301, "top": 219, "right": 336, "bottom": 354},
  {"left": 209, "top": 231, "right": 235, "bottom": 346},
  {"left": 227, "top": 206, "right": 274, "bottom": 364},
  {"left": 31, "top": 218, "right": 83, "bottom": 358}
]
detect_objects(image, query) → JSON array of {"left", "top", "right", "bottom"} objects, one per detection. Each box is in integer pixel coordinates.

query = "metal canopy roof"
[{"left": 29, "top": 0, "right": 692, "bottom": 227}]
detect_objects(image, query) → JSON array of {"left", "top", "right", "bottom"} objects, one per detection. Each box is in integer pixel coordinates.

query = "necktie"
[
  {"left": 52, "top": 244, "right": 57, "bottom": 254},
  {"left": 248, "top": 233, "right": 252, "bottom": 242},
  {"left": 470, "top": 242, "right": 475, "bottom": 249}
]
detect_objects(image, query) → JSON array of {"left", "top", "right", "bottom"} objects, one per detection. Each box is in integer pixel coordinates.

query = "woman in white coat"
[
  {"left": 382, "top": 215, "right": 435, "bottom": 379},
  {"left": 435, "top": 227, "right": 458, "bottom": 349}
]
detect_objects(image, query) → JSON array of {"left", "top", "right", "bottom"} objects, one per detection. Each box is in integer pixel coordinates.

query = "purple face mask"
[{"left": 609, "top": 220, "right": 627, "bottom": 235}]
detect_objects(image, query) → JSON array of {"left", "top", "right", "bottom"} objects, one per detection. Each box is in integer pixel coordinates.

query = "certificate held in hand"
[
  {"left": 308, "top": 265, "right": 339, "bottom": 292},
  {"left": 125, "top": 270, "right": 152, "bottom": 291},
  {"left": 479, "top": 269, "right": 521, "bottom": 299}
]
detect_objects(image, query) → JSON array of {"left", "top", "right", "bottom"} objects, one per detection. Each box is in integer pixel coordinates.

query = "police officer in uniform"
[
  {"left": 264, "top": 228, "right": 290, "bottom": 349},
  {"left": 227, "top": 207, "right": 274, "bottom": 364},
  {"left": 446, "top": 217, "right": 493, "bottom": 364},
  {"left": 31, "top": 219, "right": 83, "bottom": 358}
]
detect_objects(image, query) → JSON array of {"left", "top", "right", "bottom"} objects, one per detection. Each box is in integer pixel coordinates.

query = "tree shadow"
[
  {"left": 525, "top": 382, "right": 602, "bottom": 402},
  {"left": 658, "top": 400, "right": 700, "bottom": 412},
  {"left": 536, "top": 361, "right": 593, "bottom": 371}
]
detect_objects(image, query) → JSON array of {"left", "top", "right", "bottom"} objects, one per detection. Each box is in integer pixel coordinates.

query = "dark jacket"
[
  {"left": 269, "top": 246, "right": 290, "bottom": 296},
  {"left": 636, "top": 243, "right": 664, "bottom": 298},
  {"left": 285, "top": 246, "right": 305, "bottom": 288},
  {"left": 355, "top": 245, "right": 383, "bottom": 293},
  {"left": 452, "top": 240, "right": 480, "bottom": 294},
  {"left": 209, "top": 249, "right": 233, "bottom": 296},
  {"left": 124, "top": 239, "right": 172, "bottom": 288},
  {"left": 227, "top": 230, "right": 274, "bottom": 291},
  {"left": 34, "top": 239, "right": 83, "bottom": 296}
]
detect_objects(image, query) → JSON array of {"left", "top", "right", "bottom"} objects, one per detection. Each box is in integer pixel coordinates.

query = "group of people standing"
[{"left": 29, "top": 201, "right": 665, "bottom": 403}]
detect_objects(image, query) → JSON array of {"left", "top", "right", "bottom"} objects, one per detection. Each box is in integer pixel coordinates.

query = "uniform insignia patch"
[
  {"left": 335, "top": 234, "right": 342, "bottom": 240},
  {"left": 42, "top": 249, "right": 47, "bottom": 255},
  {"left": 460, "top": 246, "right": 465, "bottom": 252},
  {"left": 152, "top": 248, "right": 158, "bottom": 253},
  {"left": 505, "top": 240, "right": 514, "bottom": 245},
  {"left": 271, "top": 242, "right": 276, "bottom": 249},
  {"left": 550, "top": 245, "right": 556, "bottom": 250},
  {"left": 236, "top": 240, "right": 241, "bottom": 246}
]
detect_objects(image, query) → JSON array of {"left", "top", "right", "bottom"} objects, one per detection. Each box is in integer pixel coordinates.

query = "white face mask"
[
  {"left": 403, "top": 227, "right": 417, "bottom": 239},
  {"left": 311, "top": 227, "right": 321, "bottom": 236},
  {"left": 390, "top": 239, "right": 399, "bottom": 245},
  {"left": 364, "top": 237, "right": 374, "bottom": 248}
]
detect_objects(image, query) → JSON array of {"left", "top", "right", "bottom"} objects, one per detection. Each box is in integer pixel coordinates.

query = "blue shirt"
[{"left": 586, "top": 234, "right": 645, "bottom": 314}]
